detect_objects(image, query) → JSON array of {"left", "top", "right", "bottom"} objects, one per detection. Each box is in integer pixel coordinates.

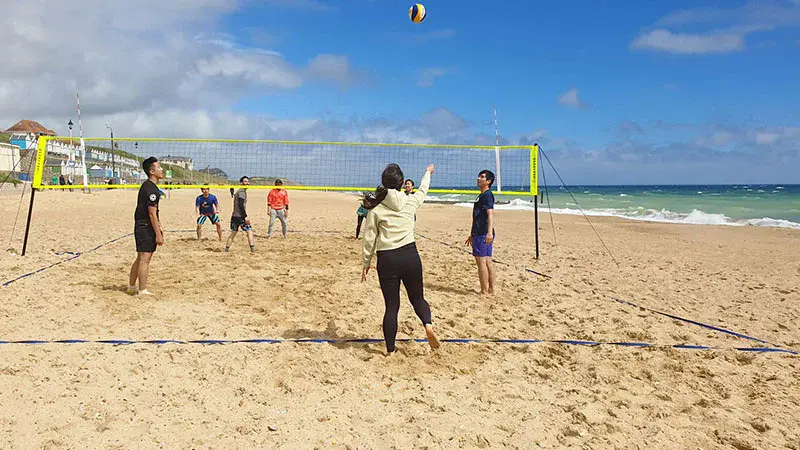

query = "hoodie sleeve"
[
  {"left": 362, "top": 209, "right": 379, "bottom": 268},
  {"left": 412, "top": 171, "right": 431, "bottom": 208}
]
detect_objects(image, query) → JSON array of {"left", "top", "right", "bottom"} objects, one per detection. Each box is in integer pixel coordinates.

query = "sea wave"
[{"left": 453, "top": 199, "right": 800, "bottom": 230}]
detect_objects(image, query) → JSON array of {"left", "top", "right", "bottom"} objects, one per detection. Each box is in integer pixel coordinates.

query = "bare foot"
[{"left": 425, "top": 325, "right": 440, "bottom": 350}]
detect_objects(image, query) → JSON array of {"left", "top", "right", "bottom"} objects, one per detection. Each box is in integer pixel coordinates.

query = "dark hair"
[
  {"left": 405, "top": 179, "right": 415, "bottom": 187},
  {"left": 142, "top": 157, "right": 158, "bottom": 175},
  {"left": 479, "top": 169, "right": 495, "bottom": 187},
  {"left": 239, "top": 176, "right": 249, "bottom": 183},
  {"left": 362, "top": 163, "right": 404, "bottom": 210},
  {"left": 275, "top": 179, "right": 283, "bottom": 185}
]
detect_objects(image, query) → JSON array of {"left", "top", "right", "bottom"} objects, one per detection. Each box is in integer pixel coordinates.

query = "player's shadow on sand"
[
  {"left": 425, "top": 282, "right": 475, "bottom": 296},
  {"left": 98, "top": 284, "right": 132, "bottom": 294},
  {"left": 283, "top": 322, "right": 385, "bottom": 355}
]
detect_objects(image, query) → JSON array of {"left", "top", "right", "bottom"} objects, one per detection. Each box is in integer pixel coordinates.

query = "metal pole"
[
  {"left": 493, "top": 105, "right": 502, "bottom": 193},
  {"left": 534, "top": 194, "right": 539, "bottom": 259},
  {"left": 21, "top": 188, "right": 36, "bottom": 256},
  {"left": 68, "top": 122, "right": 73, "bottom": 183},
  {"left": 111, "top": 129, "right": 115, "bottom": 184},
  {"left": 77, "top": 94, "right": 89, "bottom": 193}
]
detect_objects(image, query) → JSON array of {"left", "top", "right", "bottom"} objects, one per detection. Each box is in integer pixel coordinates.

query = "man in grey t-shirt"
[{"left": 225, "top": 176, "right": 255, "bottom": 253}]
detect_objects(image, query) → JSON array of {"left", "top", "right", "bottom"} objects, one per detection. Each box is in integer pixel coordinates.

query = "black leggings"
[
  {"left": 376, "top": 242, "right": 432, "bottom": 352},
  {"left": 356, "top": 215, "right": 366, "bottom": 238}
]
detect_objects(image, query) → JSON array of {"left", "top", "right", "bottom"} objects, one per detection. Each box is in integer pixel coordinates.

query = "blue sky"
[
  {"left": 3, "top": 0, "right": 800, "bottom": 184},
  {"left": 227, "top": 0, "right": 800, "bottom": 184}
]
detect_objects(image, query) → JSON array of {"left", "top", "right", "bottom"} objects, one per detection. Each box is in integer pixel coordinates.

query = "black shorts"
[
  {"left": 230, "top": 217, "right": 252, "bottom": 232},
  {"left": 134, "top": 220, "right": 157, "bottom": 253}
]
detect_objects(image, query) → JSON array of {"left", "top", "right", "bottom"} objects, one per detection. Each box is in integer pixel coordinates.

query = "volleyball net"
[{"left": 32, "top": 137, "right": 538, "bottom": 196}]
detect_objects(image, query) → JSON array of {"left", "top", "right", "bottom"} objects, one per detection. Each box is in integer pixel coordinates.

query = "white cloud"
[
  {"left": 631, "top": 2, "right": 800, "bottom": 55},
  {"left": 558, "top": 88, "right": 586, "bottom": 109},
  {"left": 754, "top": 132, "right": 780, "bottom": 145},
  {"left": 259, "top": 0, "right": 335, "bottom": 11},
  {"left": 748, "top": 126, "right": 799, "bottom": 146},
  {"left": 0, "top": 0, "right": 351, "bottom": 138},
  {"left": 307, "top": 54, "right": 360, "bottom": 87},
  {"left": 630, "top": 29, "right": 744, "bottom": 54},
  {"left": 692, "top": 131, "right": 737, "bottom": 148},
  {"left": 416, "top": 68, "right": 448, "bottom": 87},
  {"left": 195, "top": 50, "right": 302, "bottom": 89}
]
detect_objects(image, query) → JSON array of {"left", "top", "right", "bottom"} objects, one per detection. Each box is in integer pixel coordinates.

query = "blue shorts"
[
  {"left": 472, "top": 234, "right": 494, "bottom": 257},
  {"left": 198, "top": 214, "right": 220, "bottom": 225},
  {"left": 230, "top": 217, "right": 252, "bottom": 232}
]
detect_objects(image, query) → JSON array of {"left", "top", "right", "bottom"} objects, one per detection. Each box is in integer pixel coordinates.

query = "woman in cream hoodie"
[{"left": 361, "top": 163, "right": 439, "bottom": 354}]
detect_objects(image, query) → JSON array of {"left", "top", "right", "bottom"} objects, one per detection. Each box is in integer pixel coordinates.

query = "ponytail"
[{"left": 362, "top": 186, "right": 388, "bottom": 210}]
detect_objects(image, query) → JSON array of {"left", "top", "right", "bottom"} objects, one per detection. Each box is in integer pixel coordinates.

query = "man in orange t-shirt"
[{"left": 267, "top": 179, "right": 289, "bottom": 238}]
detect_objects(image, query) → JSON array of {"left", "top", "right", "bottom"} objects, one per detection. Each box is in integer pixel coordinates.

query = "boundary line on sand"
[
  {"left": 4, "top": 229, "right": 793, "bottom": 355},
  {"left": 0, "top": 337, "right": 794, "bottom": 354}
]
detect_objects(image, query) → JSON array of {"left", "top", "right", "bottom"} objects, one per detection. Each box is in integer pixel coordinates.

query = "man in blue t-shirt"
[
  {"left": 464, "top": 169, "right": 496, "bottom": 295},
  {"left": 195, "top": 186, "right": 222, "bottom": 240}
]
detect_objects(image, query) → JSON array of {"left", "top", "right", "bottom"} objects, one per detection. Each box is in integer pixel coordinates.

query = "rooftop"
[{"left": 4, "top": 120, "right": 56, "bottom": 136}]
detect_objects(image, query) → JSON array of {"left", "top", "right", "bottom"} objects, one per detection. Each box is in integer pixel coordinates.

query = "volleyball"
[{"left": 409, "top": 4, "right": 426, "bottom": 23}]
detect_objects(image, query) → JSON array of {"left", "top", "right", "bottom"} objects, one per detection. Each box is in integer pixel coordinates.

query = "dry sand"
[{"left": 0, "top": 187, "right": 798, "bottom": 449}]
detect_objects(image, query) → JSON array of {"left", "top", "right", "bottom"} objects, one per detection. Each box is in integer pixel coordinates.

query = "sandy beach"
[{"left": 0, "top": 187, "right": 798, "bottom": 449}]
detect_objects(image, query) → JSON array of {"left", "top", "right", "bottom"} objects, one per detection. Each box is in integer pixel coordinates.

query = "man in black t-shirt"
[
  {"left": 464, "top": 169, "right": 496, "bottom": 295},
  {"left": 127, "top": 157, "right": 165, "bottom": 295},
  {"left": 225, "top": 176, "right": 255, "bottom": 254}
]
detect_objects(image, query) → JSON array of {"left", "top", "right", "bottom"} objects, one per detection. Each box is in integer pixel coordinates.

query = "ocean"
[{"left": 427, "top": 184, "right": 800, "bottom": 230}]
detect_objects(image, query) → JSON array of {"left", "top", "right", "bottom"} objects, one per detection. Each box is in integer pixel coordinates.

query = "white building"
[
  {"left": 0, "top": 143, "right": 21, "bottom": 172},
  {"left": 159, "top": 155, "right": 194, "bottom": 171}
]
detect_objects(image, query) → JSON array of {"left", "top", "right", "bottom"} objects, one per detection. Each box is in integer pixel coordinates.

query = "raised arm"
[{"left": 412, "top": 164, "right": 434, "bottom": 207}]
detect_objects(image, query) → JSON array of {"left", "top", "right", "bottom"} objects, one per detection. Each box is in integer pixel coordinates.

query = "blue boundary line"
[
  {"left": 3, "top": 230, "right": 199, "bottom": 288},
  {"left": 3, "top": 233, "right": 134, "bottom": 287},
  {"left": 5, "top": 229, "right": 793, "bottom": 355},
  {"left": 0, "top": 337, "right": 794, "bottom": 354},
  {"left": 609, "top": 296, "right": 794, "bottom": 353}
]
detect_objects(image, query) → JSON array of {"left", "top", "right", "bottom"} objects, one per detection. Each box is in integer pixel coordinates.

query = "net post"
[
  {"left": 493, "top": 105, "right": 502, "bottom": 193},
  {"left": 23, "top": 136, "right": 49, "bottom": 256},
  {"left": 494, "top": 146, "right": 502, "bottom": 193},
  {"left": 530, "top": 144, "right": 540, "bottom": 259},
  {"left": 22, "top": 187, "right": 36, "bottom": 256},
  {"left": 80, "top": 138, "right": 89, "bottom": 193},
  {"left": 534, "top": 195, "right": 539, "bottom": 259},
  {"left": 33, "top": 136, "right": 47, "bottom": 190}
]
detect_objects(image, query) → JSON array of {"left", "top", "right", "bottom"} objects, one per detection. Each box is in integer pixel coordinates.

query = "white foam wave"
[{"left": 454, "top": 200, "right": 800, "bottom": 230}]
